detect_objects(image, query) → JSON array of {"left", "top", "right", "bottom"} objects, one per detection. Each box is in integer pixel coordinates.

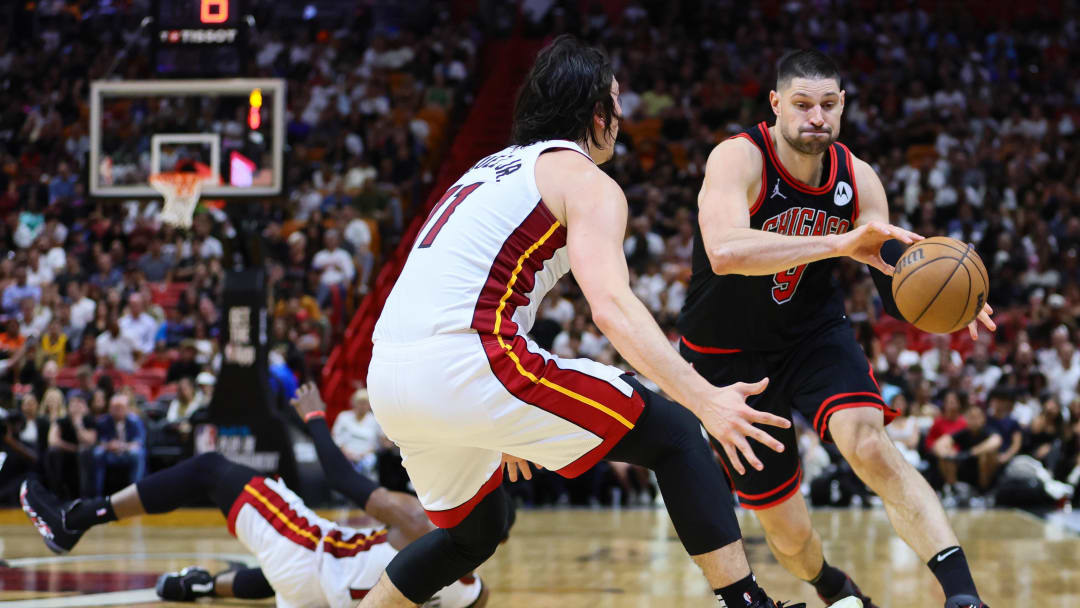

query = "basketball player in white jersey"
[
  {"left": 20, "top": 384, "right": 486, "bottom": 608},
  {"left": 362, "top": 35, "right": 860, "bottom": 608}
]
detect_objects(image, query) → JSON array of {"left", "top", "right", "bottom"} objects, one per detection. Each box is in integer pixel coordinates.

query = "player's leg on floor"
[
  {"left": 21, "top": 452, "right": 255, "bottom": 554},
  {"left": 210, "top": 567, "right": 275, "bottom": 599},
  {"left": 156, "top": 566, "right": 275, "bottom": 602},
  {"left": 360, "top": 486, "right": 513, "bottom": 607},
  {"left": 829, "top": 407, "right": 982, "bottom": 604},
  {"left": 72, "top": 451, "right": 253, "bottom": 526},
  {"left": 603, "top": 376, "right": 793, "bottom": 607}
]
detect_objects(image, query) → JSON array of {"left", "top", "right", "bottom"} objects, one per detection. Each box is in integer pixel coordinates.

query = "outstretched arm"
[
  {"left": 291, "top": 383, "right": 381, "bottom": 509},
  {"left": 290, "top": 383, "right": 433, "bottom": 543}
]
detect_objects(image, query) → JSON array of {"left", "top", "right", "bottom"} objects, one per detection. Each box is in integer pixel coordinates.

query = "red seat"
[
  {"left": 56, "top": 367, "right": 81, "bottom": 389},
  {"left": 150, "top": 281, "right": 191, "bottom": 309}
]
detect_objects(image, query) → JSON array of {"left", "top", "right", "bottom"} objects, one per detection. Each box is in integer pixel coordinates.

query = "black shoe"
[
  {"left": 945, "top": 595, "right": 988, "bottom": 608},
  {"left": 156, "top": 567, "right": 216, "bottom": 601},
  {"left": 819, "top": 575, "right": 878, "bottom": 608},
  {"left": 19, "top": 478, "right": 84, "bottom": 554}
]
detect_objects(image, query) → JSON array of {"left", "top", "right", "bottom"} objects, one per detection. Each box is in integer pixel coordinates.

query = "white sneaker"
[{"left": 827, "top": 598, "right": 864, "bottom": 608}]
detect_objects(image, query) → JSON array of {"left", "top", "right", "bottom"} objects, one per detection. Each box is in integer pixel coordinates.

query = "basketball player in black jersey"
[{"left": 679, "top": 50, "right": 995, "bottom": 608}]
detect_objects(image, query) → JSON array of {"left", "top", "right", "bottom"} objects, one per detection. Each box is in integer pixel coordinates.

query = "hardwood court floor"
[{"left": 0, "top": 507, "right": 1077, "bottom": 607}]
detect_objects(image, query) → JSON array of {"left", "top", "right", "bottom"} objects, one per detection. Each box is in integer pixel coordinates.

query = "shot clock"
[{"left": 153, "top": 0, "right": 249, "bottom": 77}]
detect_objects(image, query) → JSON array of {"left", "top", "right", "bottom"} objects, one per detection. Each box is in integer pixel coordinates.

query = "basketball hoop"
[{"left": 150, "top": 172, "right": 209, "bottom": 228}]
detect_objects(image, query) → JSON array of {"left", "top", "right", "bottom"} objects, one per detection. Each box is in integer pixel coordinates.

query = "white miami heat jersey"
[{"left": 374, "top": 140, "right": 588, "bottom": 344}]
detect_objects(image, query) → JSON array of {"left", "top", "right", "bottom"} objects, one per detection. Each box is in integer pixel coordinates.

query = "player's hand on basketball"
[
  {"left": 838, "top": 221, "right": 923, "bottom": 275},
  {"left": 290, "top": 382, "right": 326, "bottom": 419},
  {"left": 968, "top": 303, "right": 995, "bottom": 340},
  {"left": 502, "top": 453, "right": 542, "bottom": 482},
  {"left": 699, "top": 378, "right": 790, "bottom": 476}
]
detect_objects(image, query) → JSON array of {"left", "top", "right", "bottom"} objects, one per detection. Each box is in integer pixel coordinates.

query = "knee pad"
[
  {"left": 447, "top": 489, "right": 511, "bottom": 561},
  {"left": 386, "top": 488, "right": 512, "bottom": 604}
]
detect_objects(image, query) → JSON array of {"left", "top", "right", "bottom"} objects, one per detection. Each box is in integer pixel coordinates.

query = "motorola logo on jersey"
[
  {"left": 761, "top": 207, "right": 851, "bottom": 304},
  {"left": 834, "top": 181, "right": 853, "bottom": 206}
]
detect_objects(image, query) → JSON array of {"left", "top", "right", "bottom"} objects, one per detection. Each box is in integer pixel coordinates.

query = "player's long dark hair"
[{"left": 510, "top": 35, "right": 617, "bottom": 149}]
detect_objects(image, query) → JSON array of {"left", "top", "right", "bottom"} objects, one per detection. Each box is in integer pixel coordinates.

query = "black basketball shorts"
[{"left": 679, "top": 319, "right": 897, "bottom": 510}]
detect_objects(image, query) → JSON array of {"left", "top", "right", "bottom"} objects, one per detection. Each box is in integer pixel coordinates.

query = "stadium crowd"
[
  {"left": 0, "top": 0, "right": 482, "bottom": 503},
  {"left": 2, "top": 0, "right": 1080, "bottom": 512}
]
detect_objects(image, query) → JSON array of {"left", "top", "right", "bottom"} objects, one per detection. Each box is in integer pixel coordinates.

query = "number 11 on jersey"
[{"left": 416, "top": 182, "right": 483, "bottom": 249}]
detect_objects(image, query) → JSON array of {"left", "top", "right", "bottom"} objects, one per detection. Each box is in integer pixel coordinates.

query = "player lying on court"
[
  {"left": 361, "top": 35, "right": 859, "bottom": 608},
  {"left": 678, "top": 49, "right": 995, "bottom": 608},
  {"left": 20, "top": 383, "right": 488, "bottom": 608}
]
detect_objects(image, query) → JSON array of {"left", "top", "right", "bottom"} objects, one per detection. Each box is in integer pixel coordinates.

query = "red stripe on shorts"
[
  {"left": 227, "top": 477, "right": 321, "bottom": 551},
  {"left": 425, "top": 466, "right": 504, "bottom": 529},
  {"left": 322, "top": 527, "right": 389, "bottom": 558},
  {"left": 479, "top": 333, "right": 644, "bottom": 478}
]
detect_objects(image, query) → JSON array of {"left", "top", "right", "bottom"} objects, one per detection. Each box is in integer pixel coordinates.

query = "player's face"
[
  {"left": 592, "top": 78, "right": 621, "bottom": 164},
  {"left": 771, "top": 77, "right": 844, "bottom": 156}
]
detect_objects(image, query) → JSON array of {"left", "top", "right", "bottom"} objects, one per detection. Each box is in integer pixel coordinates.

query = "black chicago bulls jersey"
[{"left": 678, "top": 122, "right": 859, "bottom": 351}]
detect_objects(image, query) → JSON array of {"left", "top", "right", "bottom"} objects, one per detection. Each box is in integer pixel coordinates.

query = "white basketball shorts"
[{"left": 368, "top": 331, "right": 644, "bottom": 527}]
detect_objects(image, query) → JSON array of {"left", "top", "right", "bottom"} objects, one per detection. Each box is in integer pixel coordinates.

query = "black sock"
[
  {"left": 809, "top": 560, "right": 848, "bottom": 599},
  {"left": 65, "top": 496, "right": 117, "bottom": 530},
  {"left": 715, "top": 573, "right": 765, "bottom": 607},
  {"left": 928, "top": 546, "right": 978, "bottom": 599},
  {"left": 228, "top": 567, "right": 275, "bottom": 599}
]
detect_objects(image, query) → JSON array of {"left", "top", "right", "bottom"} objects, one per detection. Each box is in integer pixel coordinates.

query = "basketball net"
[{"left": 150, "top": 172, "right": 208, "bottom": 229}]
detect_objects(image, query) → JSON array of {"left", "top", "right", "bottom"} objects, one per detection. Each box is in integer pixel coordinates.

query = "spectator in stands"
[
  {"left": 934, "top": 404, "right": 1003, "bottom": 501},
  {"left": 89, "top": 388, "right": 108, "bottom": 418},
  {"left": 138, "top": 236, "right": 173, "bottom": 283},
  {"left": 1026, "top": 396, "right": 1067, "bottom": 471},
  {"left": 0, "top": 318, "right": 26, "bottom": 356},
  {"left": 312, "top": 228, "right": 354, "bottom": 308},
  {"left": 26, "top": 247, "right": 53, "bottom": 288},
  {"left": 341, "top": 205, "right": 375, "bottom": 295},
  {"left": 18, "top": 296, "right": 50, "bottom": 340},
  {"left": 91, "top": 392, "right": 146, "bottom": 495},
  {"left": 95, "top": 313, "right": 137, "bottom": 373},
  {"left": 38, "top": 319, "right": 67, "bottom": 368},
  {"left": 48, "top": 162, "right": 77, "bottom": 205},
  {"left": 156, "top": 307, "right": 193, "bottom": 349},
  {"left": 66, "top": 281, "right": 95, "bottom": 339},
  {"left": 119, "top": 293, "right": 157, "bottom": 357},
  {"left": 165, "top": 378, "right": 202, "bottom": 443},
  {"left": 192, "top": 214, "right": 224, "bottom": 260},
  {"left": 920, "top": 333, "right": 963, "bottom": 385},
  {"left": 195, "top": 372, "right": 215, "bottom": 407},
  {"left": 89, "top": 253, "right": 122, "bottom": 292},
  {"left": 166, "top": 340, "right": 201, "bottom": 384},
  {"left": 987, "top": 388, "right": 1024, "bottom": 468},
  {"left": 66, "top": 332, "right": 98, "bottom": 369},
  {"left": 925, "top": 389, "right": 969, "bottom": 452},
  {"left": 2, "top": 267, "right": 40, "bottom": 314},
  {"left": 331, "top": 388, "right": 382, "bottom": 478},
  {"left": 42, "top": 388, "right": 84, "bottom": 498}
]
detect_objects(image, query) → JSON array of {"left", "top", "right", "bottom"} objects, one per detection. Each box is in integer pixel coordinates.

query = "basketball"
[{"left": 891, "top": 236, "right": 989, "bottom": 334}]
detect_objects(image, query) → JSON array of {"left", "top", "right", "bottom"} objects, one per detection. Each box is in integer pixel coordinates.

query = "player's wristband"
[{"left": 304, "top": 410, "right": 326, "bottom": 423}]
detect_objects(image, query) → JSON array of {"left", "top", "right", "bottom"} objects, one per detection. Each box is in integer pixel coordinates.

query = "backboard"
[{"left": 89, "top": 78, "right": 285, "bottom": 198}]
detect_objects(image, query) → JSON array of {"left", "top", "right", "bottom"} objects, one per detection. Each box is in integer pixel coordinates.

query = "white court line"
[
  {"left": 0, "top": 553, "right": 259, "bottom": 606},
  {"left": 2, "top": 552, "right": 256, "bottom": 568},
  {"left": 0, "top": 588, "right": 160, "bottom": 607}
]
